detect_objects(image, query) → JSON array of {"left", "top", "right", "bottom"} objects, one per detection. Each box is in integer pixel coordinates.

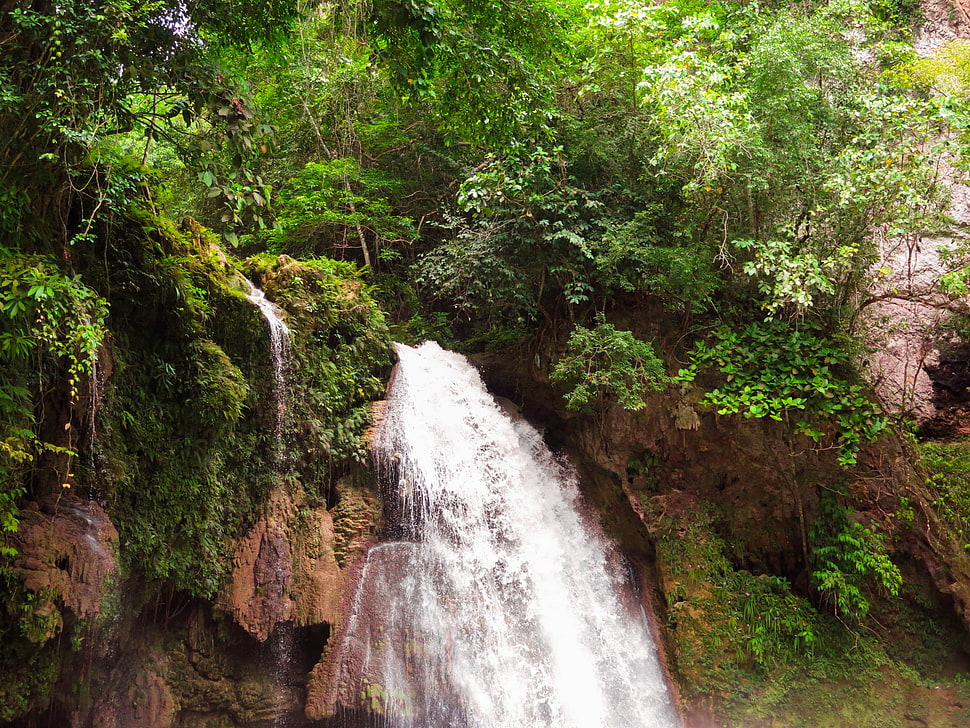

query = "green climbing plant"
[{"left": 0, "top": 250, "right": 107, "bottom": 554}]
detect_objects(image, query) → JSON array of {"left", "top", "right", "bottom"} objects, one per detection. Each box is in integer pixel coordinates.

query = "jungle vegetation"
[{"left": 4, "top": 0, "right": 970, "bottom": 723}]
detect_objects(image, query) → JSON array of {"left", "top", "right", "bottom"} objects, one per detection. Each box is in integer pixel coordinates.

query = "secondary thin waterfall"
[
  {"left": 327, "top": 341, "right": 680, "bottom": 728},
  {"left": 246, "top": 280, "right": 295, "bottom": 726},
  {"left": 246, "top": 280, "right": 292, "bottom": 433}
]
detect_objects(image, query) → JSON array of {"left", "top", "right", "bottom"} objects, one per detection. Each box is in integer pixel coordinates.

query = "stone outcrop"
[
  {"left": 221, "top": 472, "right": 380, "bottom": 644},
  {"left": 14, "top": 494, "right": 119, "bottom": 628},
  {"left": 223, "top": 486, "right": 299, "bottom": 642}
]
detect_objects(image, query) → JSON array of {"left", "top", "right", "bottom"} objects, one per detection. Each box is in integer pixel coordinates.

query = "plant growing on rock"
[
  {"left": 809, "top": 490, "right": 902, "bottom": 623},
  {"left": 678, "top": 319, "right": 887, "bottom": 466},
  {"left": 0, "top": 250, "right": 107, "bottom": 554},
  {"left": 551, "top": 313, "right": 669, "bottom": 412}
]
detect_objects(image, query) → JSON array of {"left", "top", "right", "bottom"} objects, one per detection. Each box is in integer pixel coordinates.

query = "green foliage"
[
  {"left": 867, "top": 0, "right": 921, "bottom": 25},
  {"left": 267, "top": 159, "right": 417, "bottom": 261},
  {"left": 550, "top": 313, "right": 668, "bottom": 411},
  {"left": 0, "top": 0, "right": 299, "bottom": 253},
  {"left": 636, "top": 1, "right": 954, "bottom": 248},
  {"left": 737, "top": 573, "right": 819, "bottom": 667},
  {"left": 679, "top": 320, "right": 887, "bottom": 466},
  {"left": 248, "top": 256, "right": 393, "bottom": 471},
  {"left": 0, "top": 252, "right": 107, "bottom": 392},
  {"left": 74, "top": 223, "right": 257, "bottom": 595},
  {"left": 640, "top": 13, "right": 760, "bottom": 191},
  {"left": 101, "top": 331, "right": 253, "bottom": 595},
  {"left": 809, "top": 490, "right": 902, "bottom": 622},
  {"left": 186, "top": 0, "right": 300, "bottom": 46},
  {"left": 369, "top": 0, "right": 568, "bottom": 146},
  {"left": 592, "top": 209, "right": 718, "bottom": 313},
  {"left": 417, "top": 145, "right": 606, "bottom": 325},
  {"left": 645, "top": 498, "right": 966, "bottom": 725},
  {"left": 409, "top": 0, "right": 965, "bottom": 352},
  {"left": 735, "top": 238, "right": 858, "bottom": 317},
  {"left": 919, "top": 439, "right": 970, "bottom": 550},
  {"left": 648, "top": 503, "right": 819, "bottom": 690},
  {"left": 0, "top": 250, "right": 106, "bottom": 553},
  {"left": 418, "top": 145, "right": 698, "bottom": 333},
  {"left": 0, "top": 573, "right": 60, "bottom": 721}
]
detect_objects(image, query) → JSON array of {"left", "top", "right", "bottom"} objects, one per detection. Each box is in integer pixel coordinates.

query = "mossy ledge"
[{"left": 0, "top": 214, "right": 392, "bottom": 726}]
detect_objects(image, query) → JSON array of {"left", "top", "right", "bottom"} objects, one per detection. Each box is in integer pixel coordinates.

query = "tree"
[{"left": 0, "top": 0, "right": 300, "bottom": 251}]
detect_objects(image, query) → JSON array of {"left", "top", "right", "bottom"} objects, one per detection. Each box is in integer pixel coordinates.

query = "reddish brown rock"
[
  {"left": 223, "top": 486, "right": 296, "bottom": 641},
  {"left": 222, "top": 475, "right": 378, "bottom": 642},
  {"left": 14, "top": 494, "right": 119, "bottom": 626},
  {"left": 289, "top": 506, "right": 342, "bottom": 628}
]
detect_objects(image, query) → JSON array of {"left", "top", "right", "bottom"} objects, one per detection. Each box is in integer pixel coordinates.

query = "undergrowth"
[{"left": 647, "top": 501, "right": 970, "bottom": 727}]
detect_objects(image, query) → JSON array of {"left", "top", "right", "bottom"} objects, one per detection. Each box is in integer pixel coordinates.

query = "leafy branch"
[{"left": 551, "top": 313, "right": 669, "bottom": 412}]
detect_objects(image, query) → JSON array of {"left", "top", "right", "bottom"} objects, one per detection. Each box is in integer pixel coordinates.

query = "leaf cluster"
[
  {"left": 679, "top": 320, "right": 887, "bottom": 466},
  {"left": 0, "top": 250, "right": 106, "bottom": 553},
  {"left": 550, "top": 312, "right": 669, "bottom": 412},
  {"left": 809, "top": 489, "right": 902, "bottom": 622},
  {"left": 369, "top": 0, "right": 568, "bottom": 146},
  {"left": 265, "top": 159, "right": 418, "bottom": 260}
]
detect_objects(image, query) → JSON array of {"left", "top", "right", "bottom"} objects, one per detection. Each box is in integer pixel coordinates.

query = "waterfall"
[
  {"left": 328, "top": 341, "right": 680, "bottom": 728},
  {"left": 246, "top": 280, "right": 295, "bottom": 725},
  {"left": 246, "top": 281, "right": 292, "bottom": 432}
]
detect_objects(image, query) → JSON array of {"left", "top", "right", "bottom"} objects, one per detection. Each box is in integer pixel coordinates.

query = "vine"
[{"left": 0, "top": 250, "right": 106, "bottom": 553}]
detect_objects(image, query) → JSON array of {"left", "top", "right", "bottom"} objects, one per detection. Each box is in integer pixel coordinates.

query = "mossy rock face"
[
  {"left": 331, "top": 472, "right": 383, "bottom": 568},
  {"left": 241, "top": 255, "right": 394, "bottom": 484},
  {"left": 84, "top": 237, "right": 392, "bottom": 600},
  {"left": 626, "top": 491, "right": 970, "bottom": 728},
  {"left": 0, "top": 213, "right": 395, "bottom": 724}
]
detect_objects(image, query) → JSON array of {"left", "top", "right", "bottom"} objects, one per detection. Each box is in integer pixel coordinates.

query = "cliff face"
[
  {"left": 0, "top": 220, "right": 392, "bottom": 727},
  {"left": 26, "top": 473, "right": 381, "bottom": 728},
  {"left": 474, "top": 313, "right": 970, "bottom": 726}
]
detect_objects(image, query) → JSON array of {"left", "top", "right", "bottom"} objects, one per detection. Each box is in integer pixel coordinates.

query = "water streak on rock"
[{"left": 246, "top": 281, "right": 292, "bottom": 435}]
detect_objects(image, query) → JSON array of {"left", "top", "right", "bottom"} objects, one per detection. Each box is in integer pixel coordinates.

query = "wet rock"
[
  {"left": 13, "top": 494, "right": 119, "bottom": 625},
  {"left": 223, "top": 478, "right": 373, "bottom": 641},
  {"left": 289, "top": 506, "right": 342, "bottom": 628},
  {"left": 223, "top": 486, "right": 295, "bottom": 641}
]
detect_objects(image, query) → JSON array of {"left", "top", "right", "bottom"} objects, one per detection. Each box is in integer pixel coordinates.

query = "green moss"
[
  {"left": 647, "top": 500, "right": 970, "bottom": 726},
  {"left": 190, "top": 340, "right": 250, "bottom": 426},
  {"left": 648, "top": 504, "right": 820, "bottom": 699},
  {"left": 327, "top": 470, "right": 382, "bottom": 567},
  {"left": 244, "top": 255, "right": 393, "bottom": 482},
  {"left": 83, "top": 222, "right": 391, "bottom": 598},
  {"left": 0, "top": 573, "right": 62, "bottom": 721},
  {"left": 919, "top": 439, "right": 970, "bottom": 549}
]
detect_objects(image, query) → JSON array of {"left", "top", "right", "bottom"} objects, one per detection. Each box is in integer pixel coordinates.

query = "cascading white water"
[
  {"left": 246, "top": 281, "right": 295, "bottom": 727},
  {"left": 246, "top": 281, "right": 292, "bottom": 428},
  {"left": 330, "top": 341, "right": 680, "bottom": 728}
]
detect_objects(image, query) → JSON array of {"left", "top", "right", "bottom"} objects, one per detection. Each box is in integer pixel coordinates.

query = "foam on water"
[{"left": 333, "top": 341, "right": 680, "bottom": 728}]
